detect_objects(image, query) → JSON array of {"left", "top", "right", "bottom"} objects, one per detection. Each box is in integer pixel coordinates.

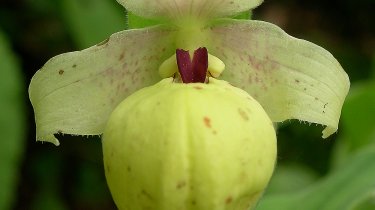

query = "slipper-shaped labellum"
[{"left": 29, "top": 0, "right": 350, "bottom": 209}]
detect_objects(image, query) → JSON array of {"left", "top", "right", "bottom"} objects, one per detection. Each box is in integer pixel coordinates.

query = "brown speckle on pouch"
[
  {"left": 72, "top": 64, "right": 77, "bottom": 68},
  {"left": 176, "top": 181, "right": 186, "bottom": 189},
  {"left": 238, "top": 108, "right": 249, "bottom": 121},
  {"left": 295, "top": 79, "right": 300, "bottom": 83},
  {"left": 203, "top": 117, "right": 211, "bottom": 128},
  {"left": 58, "top": 69, "right": 64, "bottom": 75},
  {"left": 226, "top": 196, "right": 233, "bottom": 204}
]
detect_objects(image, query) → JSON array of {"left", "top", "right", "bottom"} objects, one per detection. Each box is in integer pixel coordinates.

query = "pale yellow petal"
[
  {"left": 209, "top": 19, "right": 350, "bottom": 138},
  {"left": 29, "top": 26, "right": 176, "bottom": 145}
]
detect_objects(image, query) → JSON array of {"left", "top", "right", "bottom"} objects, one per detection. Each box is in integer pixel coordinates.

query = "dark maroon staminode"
[{"left": 176, "top": 47, "right": 208, "bottom": 83}]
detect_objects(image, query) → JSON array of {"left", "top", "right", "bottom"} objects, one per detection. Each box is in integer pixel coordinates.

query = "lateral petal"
[
  {"left": 29, "top": 26, "right": 176, "bottom": 145},
  {"left": 209, "top": 19, "right": 350, "bottom": 138}
]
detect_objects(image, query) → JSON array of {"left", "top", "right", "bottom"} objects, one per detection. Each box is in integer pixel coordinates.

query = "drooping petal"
[
  {"left": 29, "top": 26, "right": 176, "bottom": 145},
  {"left": 117, "top": 0, "right": 263, "bottom": 20},
  {"left": 208, "top": 19, "right": 350, "bottom": 138}
]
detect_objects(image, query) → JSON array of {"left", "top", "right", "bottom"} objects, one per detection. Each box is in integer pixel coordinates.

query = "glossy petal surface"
[
  {"left": 117, "top": 0, "right": 263, "bottom": 19},
  {"left": 29, "top": 26, "right": 175, "bottom": 145},
  {"left": 209, "top": 19, "right": 350, "bottom": 137}
]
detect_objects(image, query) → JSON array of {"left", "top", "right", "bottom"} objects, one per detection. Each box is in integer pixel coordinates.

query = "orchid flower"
[
  {"left": 29, "top": 0, "right": 349, "bottom": 146},
  {"left": 29, "top": 0, "right": 350, "bottom": 209}
]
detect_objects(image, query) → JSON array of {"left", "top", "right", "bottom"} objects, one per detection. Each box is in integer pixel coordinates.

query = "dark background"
[{"left": 0, "top": 0, "right": 374, "bottom": 209}]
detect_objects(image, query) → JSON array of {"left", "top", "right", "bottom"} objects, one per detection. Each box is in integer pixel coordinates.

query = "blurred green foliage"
[
  {"left": 0, "top": 30, "right": 25, "bottom": 210},
  {"left": 0, "top": 0, "right": 374, "bottom": 209},
  {"left": 341, "top": 82, "right": 375, "bottom": 151},
  {"left": 60, "top": 0, "right": 125, "bottom": 48},
  {"left": 259, "top": 146, "right": 375, "bottom": 210}
]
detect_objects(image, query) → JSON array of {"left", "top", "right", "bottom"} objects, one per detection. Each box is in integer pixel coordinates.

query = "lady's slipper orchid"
[
  {"left": 29, "top": 0, "right": 349, "bottom": 209},
  {"left": 29, "top": 0, "right": 349, "bottom": 146}
]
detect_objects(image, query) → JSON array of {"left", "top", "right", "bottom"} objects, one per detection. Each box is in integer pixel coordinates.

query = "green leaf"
[
  {"left": 60, "top": 0, "right": 126, "bottom": 48},
  {"left": 30, "top": 152, "right": 68, "bottom": 210},
  {"left": 330, "top": 80, "right": 375, "bottom": 169},
  {"left": 257, "top": 146, "right": 375, "bottom": 210},
  {"left": 340, "top": 81, "right": 375, "bottom": 150},
  {"left": 127, "top": 12, "right": 162, "bottom": 29},
  {"left": 0, "top": 30, "right": 25, "bottom": 210},
  {"left": 31, "top": 190, "right": 68, "bottom": 210},
  {"left": 265, "top": 164, "right": 318, "bottom": 195},
  {"left": 352, "top": 192, "right": 375, "bottom": 210}
]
